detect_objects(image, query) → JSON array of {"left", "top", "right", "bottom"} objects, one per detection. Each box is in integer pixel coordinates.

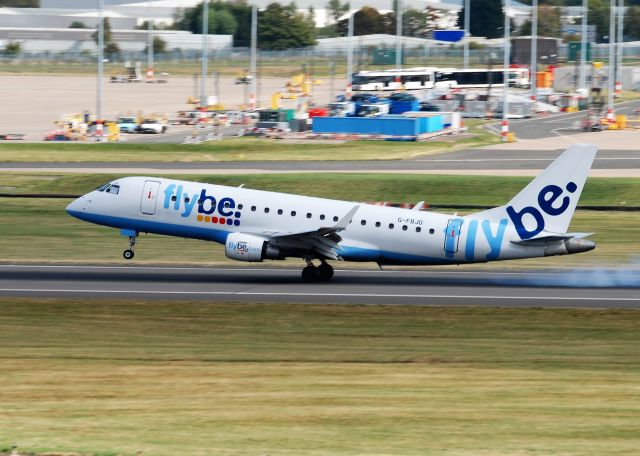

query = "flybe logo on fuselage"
[
  {"left": 507, "top": 182, "right": 577, "bottom": 239},
  {"left": 163, "top": 184, "right": 241, "bottom": 227}
]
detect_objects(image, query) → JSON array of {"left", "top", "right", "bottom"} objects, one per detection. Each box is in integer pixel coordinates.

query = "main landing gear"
[
  {"left": 301, "top": 259, "right": 334, "bottom": 283},
  {"left": 123, "top": 235, "right": 136, "bottom": 260}
]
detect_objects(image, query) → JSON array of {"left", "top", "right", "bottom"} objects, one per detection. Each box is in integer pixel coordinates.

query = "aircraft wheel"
[
  {"left": 301, "top": 265, "right": 319, "bottom": 283},
  {"left": 123, "top": 249, "right": 135, "bottom": 260},
  {"left": 317, "top": 263, "right": 334, "bottom": 281}
]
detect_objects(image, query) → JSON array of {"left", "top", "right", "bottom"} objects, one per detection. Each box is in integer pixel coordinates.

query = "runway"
[
  {"left": 1, "top": 264, "right": 639, "bottom": 307},
  {"left": 2, "top": 149, "right": 639, "bottom": 174}
]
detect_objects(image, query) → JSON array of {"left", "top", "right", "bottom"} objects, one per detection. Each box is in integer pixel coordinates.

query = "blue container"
[
  {"left": 389, "top": 100, "right": 420, "bottom": 114},
  {"left": 432, "top": 30, "right": 465, "bottom": 42},
  {"left": 312, "top": 116, "right": 419, "bottom": 136}
]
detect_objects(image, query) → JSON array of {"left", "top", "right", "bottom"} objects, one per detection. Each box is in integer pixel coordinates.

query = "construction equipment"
[
  {"left": 581, "top": 87, "right": 605, "bottom": 131},
  {"left": 111, "top": 61, "right": 143, "bottom": 83}
]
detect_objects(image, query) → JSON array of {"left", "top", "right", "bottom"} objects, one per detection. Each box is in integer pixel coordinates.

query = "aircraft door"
[
  {"left": 140, "top": 180, "right": 160, "bottom": 215},
  {"left": 444, "top": 219, "right": 463, "bottom": 254}
]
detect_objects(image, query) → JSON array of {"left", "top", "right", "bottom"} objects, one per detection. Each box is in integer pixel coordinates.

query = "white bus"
[{"left": 351, "top": 67, "right": 529, "bottom": 91}]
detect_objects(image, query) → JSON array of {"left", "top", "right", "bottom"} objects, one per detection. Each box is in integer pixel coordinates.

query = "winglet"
[{"left": 334, "top": 205, "right": 359, "bottom": 231}]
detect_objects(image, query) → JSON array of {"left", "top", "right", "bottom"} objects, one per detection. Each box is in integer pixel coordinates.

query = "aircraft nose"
[{"left": 66, "top": 196, "right": 87, "bottom": 216}]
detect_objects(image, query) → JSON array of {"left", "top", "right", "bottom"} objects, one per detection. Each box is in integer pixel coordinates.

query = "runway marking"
[
  {"left": 414, "top": 157, "right": 637, "bottom": 162},
  {"left": 3, "top": 264, "right": 637, "bottom": 277},
  {"left": 1, "top": 288, "right": 639, "bottom": 302}
]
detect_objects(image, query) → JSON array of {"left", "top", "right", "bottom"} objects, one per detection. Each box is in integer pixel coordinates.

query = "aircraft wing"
[{"left": 261, "top": 205, "right": 359, "bottom": 260}]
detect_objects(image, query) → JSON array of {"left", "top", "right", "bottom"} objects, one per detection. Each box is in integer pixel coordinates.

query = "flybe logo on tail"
[
  {"left": 507, "top": 182, "right": 577, "bottom": 239},
  {"left": 163, "top": 184, "right": 241, "bottom": 227}
]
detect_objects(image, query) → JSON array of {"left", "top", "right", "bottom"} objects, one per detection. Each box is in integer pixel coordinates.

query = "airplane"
[{"left": 66, "top": 144, "right": 597, "bottom": 282}]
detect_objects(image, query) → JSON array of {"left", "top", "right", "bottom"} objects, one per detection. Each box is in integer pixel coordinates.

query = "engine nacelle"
[{"left": 224, "top": 232, "right": 282, "bottom": 262}]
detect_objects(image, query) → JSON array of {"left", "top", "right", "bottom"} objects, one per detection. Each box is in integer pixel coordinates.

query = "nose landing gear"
[
  {"left": 122, "top": 234, "right": 136, "bottom": 260},
  {"left": 301, "top": 259, "right": 334, "bottom": 283}
]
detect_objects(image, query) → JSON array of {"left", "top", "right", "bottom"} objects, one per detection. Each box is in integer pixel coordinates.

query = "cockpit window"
[
  {"left": 96, "top": 183, "right": 110, "bottom": 192},
  {"left": 106, "top": 184, "right": 120, "bottom": 195}
]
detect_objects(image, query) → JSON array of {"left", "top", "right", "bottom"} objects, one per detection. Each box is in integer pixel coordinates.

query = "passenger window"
[
  {"left": 291, "top": 211, "right": 297, "bottom": 216},
  {"left": 278, "top": 209, "right": 283, "bottom": 215},
  {"left": 171, "top": 195, "right": 177, "bottom": 201},
  {"left": 402, "top": 225, "right": 407, "bottom": 231},
  {"left": 333, "top": 216, "right": 339, "bottom": 222},
  {"left": 306, "top": 213, "right": 312, "bottom": 218},
  {"left": 184, "top": 196, "right": 190, "bottom": 203},
  {"left": 320, "top": 214, "right": 325, "bottom": 220},
  {"left": 224, "top": 202, "right": 231, "bottom": 208},
  {"left": 389, "top": 223, "right": 394, "bottom": 229},
  {"left": 416, "top": 227, "right": 421, "bottom": 233},
  {"left": 238, "top": 204, "right": 244, "bottom": 210},
  {"left": 264, "top": 208, "right": 270, "bottom": 213},
  {"left": 375, "top": 222, "right": 381, "bottom": 227},
  {"left": 429, "top": 228, "right": 435, "bottom": 234},
  {"left": 251, "top": 206, "right": 256, "bottom": 212},
  {"left": 360, "top": 220, "right": 366, "bottom": 226}
]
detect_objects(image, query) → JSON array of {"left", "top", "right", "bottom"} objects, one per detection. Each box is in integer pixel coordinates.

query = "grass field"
[
  {"left": 1, "top": 173, "right": 639, "bottom": 266},
  {"left": 1, "top": 299, "right": 639, "bottom": 456},
  {"left": 0, "top": 122, "right": 498, "bottom": 163}
]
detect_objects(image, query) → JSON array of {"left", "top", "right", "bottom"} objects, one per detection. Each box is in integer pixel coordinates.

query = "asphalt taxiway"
[{"left": 1, "top": 264, "right": 639, "bottom": 308}]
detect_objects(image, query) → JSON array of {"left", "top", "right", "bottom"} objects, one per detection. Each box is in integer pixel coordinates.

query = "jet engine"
[{"left": 225, "top": 232, "right": 282, "bottom": 262}]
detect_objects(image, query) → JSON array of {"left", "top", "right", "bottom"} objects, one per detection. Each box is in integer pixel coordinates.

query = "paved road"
[
  {"left": 493, "top": 99, "right": 640, "bottom": 139},
  {"left": 2, "top": 149, "right": 638, "bottom": 173},
  {"left": 1, "top": 264, "right": 639, "bottom": 307}
]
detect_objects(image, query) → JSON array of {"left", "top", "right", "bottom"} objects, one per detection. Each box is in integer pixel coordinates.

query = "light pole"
[
  {"left": 463, "top": 0, "right": 470, "bottom": 69},
  {"left": 200, "top": 0, "right": 209, "bottom": 111},
  {"left": 147, "top": 0, "right": 153, "bottom": 82},
  {"left": 616, "top": 0, "right": 623, "bottom": 96},
  {"left": 249, "top": 4, "right": 257, "bottom": 110},
  {"left": 395, "top": 0, "right": 403, "bottom": 86},
  {"left": 502, "top": 0, "right": 510, "bottom": 141},
  {"left": 530, "top": 0, "right": 537, "bottom": 103},
  {"left": 579, "top": 0, "right": 588, "bottom": 91},
  {"left": 346, "top": 0, "right": 354, "bottom": 97},
  {"left": 607, "top": 0, "right": 615, "bottom": 119},
  {"left": 96, "top": 0, "right": 104, "bottom": 137}
]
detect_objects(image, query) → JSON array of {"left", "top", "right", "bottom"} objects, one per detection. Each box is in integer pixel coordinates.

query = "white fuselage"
[{"left": 66, "top": 176, "right": 554, "bottom": 265}]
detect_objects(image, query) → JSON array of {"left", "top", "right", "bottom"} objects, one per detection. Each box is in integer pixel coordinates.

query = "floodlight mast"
[
  {"left": 607, "top": 0, "right": 615, "bottom": 119},
  {"left": 579, "top": 0, "right": 588, "bottom": 91},
  {"left": 97, "top": 0, "right": 104, "bottom": 126},
  {"left": 616, "top": 0, "right": 624, "bottom": 96},
  {"left": 346, "top": 0, "right": 354, "bottom": 96},
  {"left": 463, "top": 0, "right": 470, "bottom": 69},
  {"left": 395, "top": 0, "right": 403, "bottom": 84},
  {"left": 250, "top": 4, "right": 258, "bottom": 109},
  {"left": 530, "top": 0, "right": 537, "bottom": 102},
  {"left": 200, "top": 0, "right": 209, "bottom": 109},
  {"left": 502, "top": 0, "right": 510, "bottom": 142},
  {"left": 147, "top": 0, "right": 153, "bottom": 81}
]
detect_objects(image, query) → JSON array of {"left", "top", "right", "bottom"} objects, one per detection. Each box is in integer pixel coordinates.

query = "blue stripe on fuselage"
[
  {"left": 67, "top": 210, "right": 230, "bottom": 243},
  {"left": 68, "top": 211, "right": 459, "bottom": 265}
]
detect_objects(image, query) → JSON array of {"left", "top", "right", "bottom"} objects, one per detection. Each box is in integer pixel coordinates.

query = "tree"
[
  {"left": 3, "top": 41, "right": 21, "bottom": 56},
  {"left": 172, "top": 1, "right": 252, "bottom": 46},
  {"left": 0, "top": 0, "right": 39, "bottom": 6},
  {"left": 517, "top": 5, "right": 561, "bottom": 37},
  {"left": 145, "top": 36, "right": 169, "bottom": 54},
  {"left": 68, "top": 21, "right": 88, "bottom": 29},
  {"left": 258, "top": 2, "right": 316, "bottom": 49},
  {"left": 92, "top": 17, "right": 113, "bottom": 46},
  {"left": 92, "top": 18, "right": 120, "bottom": 57},
  {"left": 327, "top": 0, "right": 348, "bottom": 24},
  {"left": 403, "top": 9, "right": 428, "bottom": 38},
  {"left": 457, "top": 0, "right": 505, "bottom": 39},
  {"left": 625, "top": 6, "right": 640, "bottom": 40},
  {"left": 337, "top": 7, "right": 386, "bottom": 36},
  {"left": 589, "top": 0, "right": 611, "bottom": 42}
]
